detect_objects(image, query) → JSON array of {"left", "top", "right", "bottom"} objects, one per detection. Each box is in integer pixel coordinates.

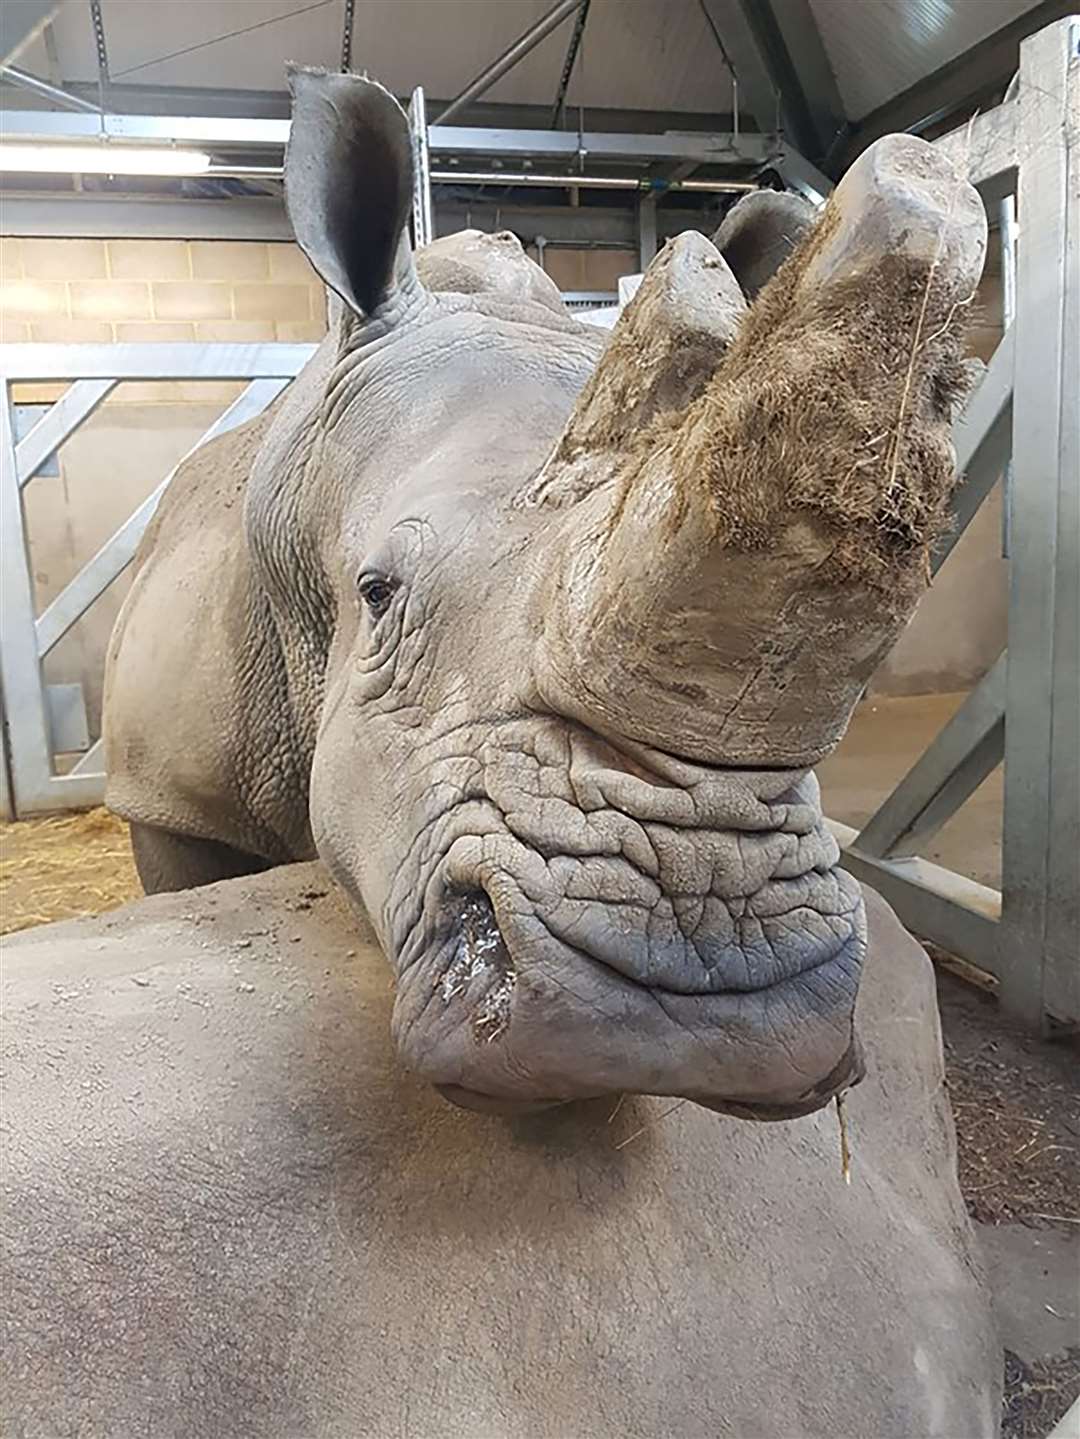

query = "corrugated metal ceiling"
[
  {"left": 808, "top": 0, "right": 1047, "bottom": 120},
  {"left": 9, "top": 0, "right": 1054, "bottom": 122},
  {"left": 17, "top": 0, "right": 739, "bottom": 113}
]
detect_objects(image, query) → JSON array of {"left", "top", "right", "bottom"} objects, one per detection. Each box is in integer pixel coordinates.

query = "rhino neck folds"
[{"left": 384, "top": 716, "right": 865, "bottom": 1005}]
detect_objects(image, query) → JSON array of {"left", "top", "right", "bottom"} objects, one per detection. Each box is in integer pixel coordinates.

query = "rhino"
[
  {"left": 104, "top": 68, "right": 987, "bottom": 1128},
  {"left": 2, "top": 863, "right": 999, "bottom": 1436}
]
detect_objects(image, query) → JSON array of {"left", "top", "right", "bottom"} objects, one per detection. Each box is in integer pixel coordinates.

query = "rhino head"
[{"left": 275, "top": 70, "right": 985, "bottom": 1119}]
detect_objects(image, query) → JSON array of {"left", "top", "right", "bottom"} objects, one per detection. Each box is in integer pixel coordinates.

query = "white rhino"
[
  {"left": 103, "top": 68, "right": 987, "bottom": 1128},
  {"left": 2, "top": 864, "right": 999, "bottom": 1435},
  {"left": 3, "top": 66, "right": 1001, "bottom": 1436}
]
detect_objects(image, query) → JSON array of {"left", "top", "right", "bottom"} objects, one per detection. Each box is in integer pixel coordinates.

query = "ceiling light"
[{"left": 0, "top": 143, "right": 214, "bottom": 176}]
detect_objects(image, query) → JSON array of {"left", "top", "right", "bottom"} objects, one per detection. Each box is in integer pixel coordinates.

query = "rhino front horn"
[{"left": 535, "top": 134, "right": 988, "bottom": 768}]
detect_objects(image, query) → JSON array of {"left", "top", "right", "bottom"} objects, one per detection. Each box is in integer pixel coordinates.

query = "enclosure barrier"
[
  {"left": 840, "top": 15, "right": 1078, "bottom": 1032},
  {"left": 0, "top": 343, "right": 314, "bottom": 817},
  {"left": 0, "top": 16, "right": 1076, "bottom": 1033}
]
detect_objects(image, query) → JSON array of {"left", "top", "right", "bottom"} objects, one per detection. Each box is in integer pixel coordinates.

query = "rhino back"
[
  {"left": 1, "top": 868, "right": 999, "bottom": 1438},
  {"left": 104, "top": 350, "right": 335, "bottom": 861}
]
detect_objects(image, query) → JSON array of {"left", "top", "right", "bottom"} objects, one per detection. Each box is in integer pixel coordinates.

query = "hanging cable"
[{"left": 696, "top": 0, "right": 745, "bottom": 140}]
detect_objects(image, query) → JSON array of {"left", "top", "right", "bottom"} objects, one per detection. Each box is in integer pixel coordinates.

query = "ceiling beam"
[
  {"left": 765, "top": 0, "right": 846, "bottom": 160},
  {"left": 699, "top": 0, "right": 780, "bottom": 141},
  {"left": 698, "top": 0, "right": 844, "bottom": 163},
  {"left": 836, "top": 0, "right": 1073, "bottom": 172},
  {"left": 435, "top": 0, "right": 586, "bottom": 125},
  {"left": 11, "top": 79, "right": 739, "bottom": 136},
  {"left": 0, "top": 107, "right": 775, "bottom": 167}
]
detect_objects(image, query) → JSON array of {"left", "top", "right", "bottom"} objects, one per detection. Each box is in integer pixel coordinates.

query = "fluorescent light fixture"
[{"left": 0, "top": 143, "right": 213, "bottom": 176}]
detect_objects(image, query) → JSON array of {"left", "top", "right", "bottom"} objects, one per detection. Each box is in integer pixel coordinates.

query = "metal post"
[
  {"left": 435, "top": 0, "right": 587, "bottom": 125},
  {"left": 999, "top": 194, "right": 1017, "bottom": 559},
  {"left": 409, "top": 87, "right": 433, "bottom": 249},
  {"left": 638, "top": 193, "right": 657, "bottom": 269},
  {"left": 0, "top": 386, "right": 54, "bottom": 810},
  {"left": 998, "top": 15, "right": 1079, "bottom": 1028}
]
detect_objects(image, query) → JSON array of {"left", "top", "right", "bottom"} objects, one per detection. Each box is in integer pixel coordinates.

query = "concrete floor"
[{"left": 819, "top": 690, "right": 1003, "bottom": 889}]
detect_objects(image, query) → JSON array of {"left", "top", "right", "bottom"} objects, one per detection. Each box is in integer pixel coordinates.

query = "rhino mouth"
[{"left": 390, "top": 866, "right": 866, "bottom": 1122}]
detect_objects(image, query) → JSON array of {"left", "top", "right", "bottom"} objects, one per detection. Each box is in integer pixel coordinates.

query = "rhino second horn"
[
  {"left": 560, "top": 231, "right": 747, "bottom": 457},
  {"left": 523, "top": 232, "right": 746, "bottom": 510}
]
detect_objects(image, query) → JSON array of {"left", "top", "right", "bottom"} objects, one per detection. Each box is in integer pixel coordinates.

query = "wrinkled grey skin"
[
  {"left": 105, "top": 70, "right": 986, "bottom": 1121},
  {"left": 2, "top": 865, "right": 1000, "bottom": 1438}
]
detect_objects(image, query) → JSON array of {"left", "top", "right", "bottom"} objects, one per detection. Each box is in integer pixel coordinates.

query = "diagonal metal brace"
[
  {"left": 934, "top": 325, "right": 1014, "bottom": 575},
  {"left": 855, "top": 651, "right": 1006, "bottom": 860}
]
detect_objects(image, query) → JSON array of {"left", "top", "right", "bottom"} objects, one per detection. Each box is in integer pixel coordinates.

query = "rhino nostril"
[{"left": 437, "top": 892, "right": 516, "bottom": 1041}]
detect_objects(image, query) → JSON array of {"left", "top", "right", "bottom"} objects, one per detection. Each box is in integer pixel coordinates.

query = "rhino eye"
[{"left": 357, "top": 574, "right": 398, "bottom": 619}]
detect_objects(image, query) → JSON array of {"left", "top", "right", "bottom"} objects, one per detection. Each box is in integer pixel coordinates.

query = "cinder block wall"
[{"left": 1, "top": 236, "right": 328, "bottom": 745}]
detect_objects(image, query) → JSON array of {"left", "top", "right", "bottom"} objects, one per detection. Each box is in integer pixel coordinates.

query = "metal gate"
[
  {"left": 0, "top": 342, "right": 314, "bottom": 818},
  {"left": 834, "top": 16, "right": 1079, "bottom": 1031}
]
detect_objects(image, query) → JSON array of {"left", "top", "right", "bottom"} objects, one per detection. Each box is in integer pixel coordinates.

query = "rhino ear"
[{"left": 285, "top": 67, "right": 415, "bottom": 315}]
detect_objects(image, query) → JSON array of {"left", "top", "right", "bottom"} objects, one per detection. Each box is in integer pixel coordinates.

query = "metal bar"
[
  {"left": 774, "top": 143, "right": 833, "bottom": 204},
  {"left": 830, "top": 822, "right": 1002, "bottom": 974},
  {"left": 435, "top": 0, "right": 586, "bottom": 126},
  {"left": 88, "top": 0, "right": 109, "bottom": 115},
  {"left": 0, "top": 386, "right": 54, "bottom": 812},
  {"left": 999, "top": 15, "right": 1080, "bottom": 1028},
  {"left": 734, "top": 0, "right": 825, "bottom": 160},
  {"left": 638, "top": 194, "right": 657, "bottom": 269},
  {"left": 431, "top": 169, "right": 755, "bottom": 193},
  {"left": 698, "top": 0, "right": 777, "bottom": 142},
  {"left": 408, "top": 87, "right": 433, "bottom": 249},
  {"left": 68, "top": 735, "right": 102, "bottom": 776},
  {"left": 430, "top": 126, "right": 769, "bottom": 163},
  {"left": 999, "top": 195, "right": 1018, "bottom": 559},
  {"left": 26, "top": 770, "right": 108, "bottom": 809},
  {"left": 767, "top": 0, "right": 847, "bottom": 164},
  {"left": 0, "top": 109, "right": 770, "bottom": 165},
  {"left": 0, "top": 685, "right": 14, "bottom": 820},
  {"left": 15, "top": 378, "right": 115, "bottom": 486},
  {"left": 33, "top": 378, "right": 289, "bottom": 660},
  {"left": 0, "top": 342, "right": 314, "bottom": 381},
  {"left": 855, "top": 653, "right": 1006, "bottom": 860},
  {"left": 1040, "top": 16, "right": 1080, "bottom": 1032},
  {"left": 933, "top": 325, "right": 1014, "bottom": 575},
  {"left": 550, "top": 0, "right": 590, "bottom": 128},
  {"left": 0, "top": 109, "right": 294, "bottom": 144},
  {"left": 0, "top": 63, "right": 101, "bottom": 112}
]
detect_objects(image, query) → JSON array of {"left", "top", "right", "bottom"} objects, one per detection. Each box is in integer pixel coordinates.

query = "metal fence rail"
[{"left": 0, "top": 343, "right": 314, "bottom": 817}]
